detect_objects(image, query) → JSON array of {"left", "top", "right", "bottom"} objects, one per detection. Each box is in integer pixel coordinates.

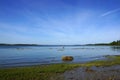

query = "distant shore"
[
  {"left": 0, "top": 43, "right": 120, "bottom": 46},
  {"left": 0, "top": 40, "right": 120, "bottom": 46}
]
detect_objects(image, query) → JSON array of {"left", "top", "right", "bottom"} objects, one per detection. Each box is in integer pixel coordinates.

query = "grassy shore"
[{"left": 0, "top": 55, "right": 120, "bottom": 80}]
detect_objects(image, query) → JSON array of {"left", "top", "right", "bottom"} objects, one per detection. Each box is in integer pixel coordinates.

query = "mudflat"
[{"left": 63, "top": 65, "right": 120, "bottom": 80}]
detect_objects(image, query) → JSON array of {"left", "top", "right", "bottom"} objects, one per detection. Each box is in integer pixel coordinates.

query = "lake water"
[{"left": 0, "top": 46, "right": 120, "bottom": 68}]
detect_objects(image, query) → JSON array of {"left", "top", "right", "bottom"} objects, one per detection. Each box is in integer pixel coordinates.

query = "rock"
[
  {"left": 85, "top": 67, "right": 95, "bottom": 72},
  {"left": 62, "top": 56, "right": 74, "bottom": 61}
]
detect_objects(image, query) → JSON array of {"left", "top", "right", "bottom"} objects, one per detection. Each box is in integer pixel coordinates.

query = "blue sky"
[{"left": 0, "top": 0, "right": 120, "bottom": 44}]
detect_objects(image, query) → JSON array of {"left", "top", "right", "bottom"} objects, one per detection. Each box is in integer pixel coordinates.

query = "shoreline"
[
  {"left": 0, "top": 55, "right": 120, "bottom": 80},
  {"left": 0, "top": 56, "right": 106, "bottom": 69},
  {"left": 0, "top": 54, "right": 108, "bottom": 69}
]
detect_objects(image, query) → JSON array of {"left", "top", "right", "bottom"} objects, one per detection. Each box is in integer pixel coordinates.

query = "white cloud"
[{"left": 101, "top": 8, "right": 120, "bottom": 17}]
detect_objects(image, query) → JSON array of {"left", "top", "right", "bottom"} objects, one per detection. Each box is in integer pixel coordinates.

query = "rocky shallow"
[{"left": 63, "top": 65, "right": 120, "bottom": 80}]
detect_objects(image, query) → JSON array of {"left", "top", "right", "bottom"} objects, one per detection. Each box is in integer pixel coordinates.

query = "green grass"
[
  {"left": 0, "top": 55, "right": 120, "bottom": 80},
  {"left": 82, "top": 55, "right": 120, "bottom": 67},
  {"left": 0, "top": 64, "right": 80, "bottom": 80}
]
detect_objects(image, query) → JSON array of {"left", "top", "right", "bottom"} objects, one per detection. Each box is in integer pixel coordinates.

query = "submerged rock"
[{"left": 62, "top": 56, "right": 74, "bottom": 61}]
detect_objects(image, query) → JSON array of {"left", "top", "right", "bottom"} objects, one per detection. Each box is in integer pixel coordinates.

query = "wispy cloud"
[{"left": 101, "top": 8, "right": 120, "bottom": 17}]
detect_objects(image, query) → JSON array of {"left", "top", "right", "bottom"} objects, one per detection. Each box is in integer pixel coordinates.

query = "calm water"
[{"left": 0, "top": 46, "right": 120, "bottom": 68}]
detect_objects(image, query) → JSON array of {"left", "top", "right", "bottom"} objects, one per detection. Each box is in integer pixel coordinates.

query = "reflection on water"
[
  {"left": 0, "top": 46, "right": 120, "bottom": 68},
  {"left": 111, "top": 46, "right": 120, "bottom": 51}
]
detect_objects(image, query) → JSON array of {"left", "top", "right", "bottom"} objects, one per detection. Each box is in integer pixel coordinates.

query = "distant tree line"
[
  {"left": 110, "top": 40, "right": 120, "bottom": 45},
  {"left": 0, "top": 40, "right": 120, "bottom": 46},
  {"left": 86, "top": 40, "right": 120, "bottom": 46},
  {"left": 0, "top": 44, "right": 38, "bottom": 46}
]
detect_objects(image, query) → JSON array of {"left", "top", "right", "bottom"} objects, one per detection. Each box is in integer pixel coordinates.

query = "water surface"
[{"left": 0, "top": 46, "right": 120, "bottom": 68}]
